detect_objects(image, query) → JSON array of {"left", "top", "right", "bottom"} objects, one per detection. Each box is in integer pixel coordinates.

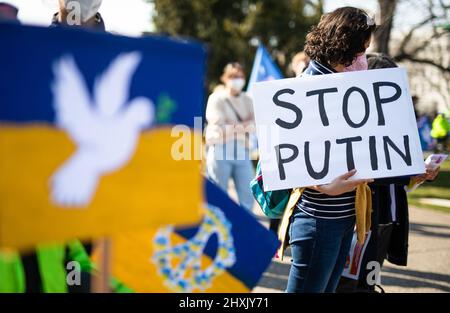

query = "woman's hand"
[
  {"left": 312, "top": 170, "right": 374, "bottom": 196},
  {"left": 425, "top": 165, "right": 440, "bottom": 181},
  {"left": 410, "top": 173, "right": 427, "bottom": 186},
  {"left": 411, "top": 164, "right": 441, "bottom": 186}
]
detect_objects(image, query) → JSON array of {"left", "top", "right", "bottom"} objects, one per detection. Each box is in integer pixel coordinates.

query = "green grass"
[{"left": 407, "top": 159, "right": 450, "bottom": 214}]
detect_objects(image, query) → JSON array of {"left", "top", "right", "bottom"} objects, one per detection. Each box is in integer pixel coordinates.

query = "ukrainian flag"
[
  {"left": 111, "top": 179, "right": 280, "bottom": 292},
  {"left": 0, "top": 24, "right": 206, "bottom": 251}
]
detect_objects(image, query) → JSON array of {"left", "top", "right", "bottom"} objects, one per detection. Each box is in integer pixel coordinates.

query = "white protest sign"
[{"left": 252, "top": 68, "right": 425, "bottom": 191}]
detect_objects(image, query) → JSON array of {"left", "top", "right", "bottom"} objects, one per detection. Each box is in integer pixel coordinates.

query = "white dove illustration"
[{"left": 50, "top": 52, "right": 154, "bottom": 208}]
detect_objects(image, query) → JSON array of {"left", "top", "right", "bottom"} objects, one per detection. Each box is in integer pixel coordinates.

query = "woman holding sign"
[{"left": 280, "top": 7, "right": 377, "bottom": 293}]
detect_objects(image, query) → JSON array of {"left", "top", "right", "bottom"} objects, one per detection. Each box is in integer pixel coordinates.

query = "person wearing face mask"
[
  {"left": 272, "top": 7, "right": 377, "bottom": 293},
  {"left": 205, "top": 62, "right": 256, "bottom": 211},
  {"left": 343, "top": 53, "right": 368, "bottom": 72},
  {"left": 51, "top": 0, "right": 105, "bottom": 32}
]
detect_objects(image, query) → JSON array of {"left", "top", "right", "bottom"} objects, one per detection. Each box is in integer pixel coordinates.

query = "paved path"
[
  {"left": 226, "top": 182, "right": 450, "bottom": 293},
  {"left": 380, "top": 207, "right": 450, "bottom": 292},
  {"left": 251, "top": 206, "right": 450, "bottom": 293}
]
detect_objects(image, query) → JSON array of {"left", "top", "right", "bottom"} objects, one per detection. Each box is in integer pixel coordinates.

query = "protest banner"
[
  {"left": 0, "top": 23, "right": 206, "bottom": 250},
  {"left": 111, "top": 179, "right": 279, "bottom": 292},
  {"left": 252, "top": 68, "right": 425, "bottom": 191}
]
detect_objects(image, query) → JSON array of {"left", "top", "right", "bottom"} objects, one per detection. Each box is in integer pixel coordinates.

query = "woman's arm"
[
  {"left": 370, "top": 164, "right": 441, "bottom": 187},
  {"left": 205, "top": 94, "right": 233, "bottom": 143},
  {"left": 205, "top": 93, "right": 227, "bottom": 126},
  {"left": 312, "top": 170, "right": 374, "bottom": 196}
]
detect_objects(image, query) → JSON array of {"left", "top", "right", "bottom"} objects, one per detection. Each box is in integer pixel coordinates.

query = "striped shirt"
[
  {"left": 296, "top": 60, "right": 356, "bottom": 219},
  {"left": 297, "top": 189, "right": 356, "bottom": 219}
]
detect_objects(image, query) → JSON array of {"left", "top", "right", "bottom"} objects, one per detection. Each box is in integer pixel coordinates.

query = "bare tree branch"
[
  {"left": 397, "top": 13, "right": 437, "bottom": 53},
  {"left": 395, "top": 53, "right": 450, "bottom": 73},
  {"left": 407, "top": 29, "right": 447, "bottom": 56},
  {"left": 393, "top": 0, "right": 449, "bottom": 73},
  {"left": 438, "top": 0, "right": 450, "bottom": 11}
]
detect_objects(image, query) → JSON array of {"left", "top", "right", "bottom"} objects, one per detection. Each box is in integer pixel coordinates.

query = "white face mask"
[
  {"left": 63, "top": 0, "right": 102, "bottom": 23},
  {"left": 228, "top": 78, "right": 246, "bottom": 92}
]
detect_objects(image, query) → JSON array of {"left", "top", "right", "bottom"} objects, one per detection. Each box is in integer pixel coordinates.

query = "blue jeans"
[
  {"left": 206, "top": 141, "right": 255, "bottom": 211},
  {"left": 286, "top": 209, "right": 356, "bottom": 293}
]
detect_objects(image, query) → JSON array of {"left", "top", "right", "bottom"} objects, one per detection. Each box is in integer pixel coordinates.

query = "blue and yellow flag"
[
  {"left": 0, "top": 23, "right": 206, "bottom": 250},
  {"left": 111, "top": 179, "right": 280, "bottom": 292}
]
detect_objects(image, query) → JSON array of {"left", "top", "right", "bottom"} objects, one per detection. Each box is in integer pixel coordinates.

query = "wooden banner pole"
[{"left": 91, "top": 238, "right": 112, "bottom": 293}]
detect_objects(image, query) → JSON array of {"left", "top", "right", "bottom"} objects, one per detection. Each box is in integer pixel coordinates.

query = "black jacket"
[
  {"left": 370, "top": 178, "right": 410, "bottom": 266},
  {"left": 337, "top": 177, "right": 410, "bottom": 292}
]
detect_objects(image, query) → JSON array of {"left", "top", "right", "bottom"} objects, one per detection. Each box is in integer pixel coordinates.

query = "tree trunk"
[{"left": 373, "top": 0, "right": 398, "bottom": 54}]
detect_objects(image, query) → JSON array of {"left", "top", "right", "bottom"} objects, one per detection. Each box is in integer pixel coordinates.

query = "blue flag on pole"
[
  {"left": 247, "top": 44, "right": 284, "bottom": 93},
  {"left": 246, "top": 44, "right": 284, "bottom": 154}
]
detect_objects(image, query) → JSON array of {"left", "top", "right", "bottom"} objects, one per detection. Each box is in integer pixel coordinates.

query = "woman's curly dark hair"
[{"left": 305, "top": 7, "right": 376, "bottom": 67}]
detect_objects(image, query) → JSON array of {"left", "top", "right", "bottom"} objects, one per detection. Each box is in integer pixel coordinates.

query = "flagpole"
[{"left": 91, "top": 238, "right": 112, "bottom": 293}]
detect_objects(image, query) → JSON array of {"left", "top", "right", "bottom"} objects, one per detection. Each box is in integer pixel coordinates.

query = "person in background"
[
  {"left": 431, "top": 111, "right": 450, "bottom": 153},
  {"left": 290, "top": 51, "right": 310, "bottom": 77},
  {"left": 51, "top": 0, "right": 105, "bottom": 32},
  {"left": 336, "top": 53, "right": 441, "bottom": 293},
  {"left": 0, "top": 2, "right": 19, "bottom": 22},
  {"left": 205, "top": 62, "right": 256, "bottom": 211}
]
